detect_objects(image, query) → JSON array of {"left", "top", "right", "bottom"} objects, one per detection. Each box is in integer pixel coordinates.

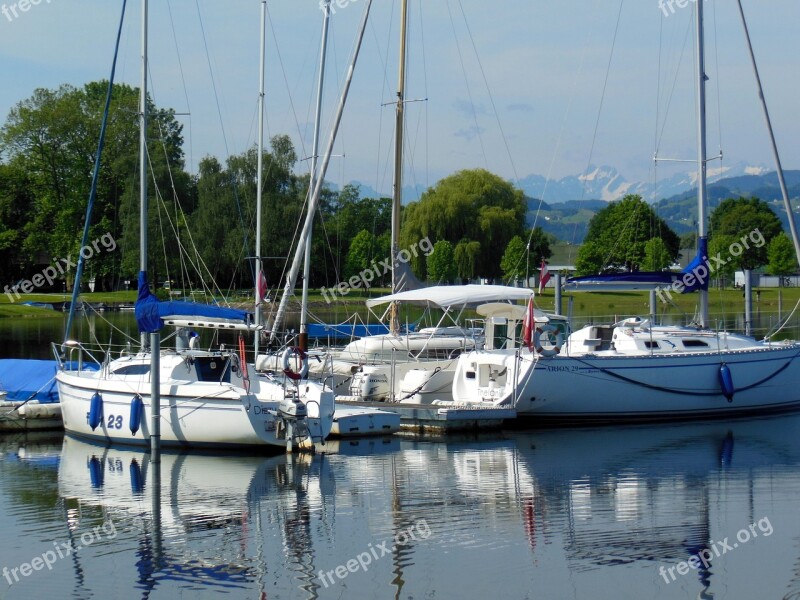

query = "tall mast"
[
  {"left": 269, "top": 0, "right": 374, "bottom": 340},
  {"left": 735, "top": 0, "right": 800, "bottom": 269},
  {"left": 389, "top": 0, "right": 409, "bottom": 335},
  {"left": 695, "top": 0, "right": 709, "bottom": 328},
  {"left": 254, "top": 0, "right": 267, "bottom": 358},
  {"left": 139, "top": 0, "right": 149, "bottom": 350},
  {"left": 299, "top": 0, "right": 332, "bottom": 354}
]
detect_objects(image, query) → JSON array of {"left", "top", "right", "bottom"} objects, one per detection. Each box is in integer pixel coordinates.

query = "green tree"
[
  {"left": 575, "top": 194, "right": 679, "bottom": 275},
  {"left": 1, "top": 81, "right": 187, "bottom": 291},
  {"left": 709, "top": 197, "right": 782, "bottom": 270},
  {"left": 574, "top": 240, "right": 605, "bottom": 275},
  {"left": 0, "top": 163, "right": 34, "bottom": 285},
  {"left": 500, "top": 236, "right": 526, "bottom": 281},
  {"left": 644, "top": 237, "right": 672, "bottom": 271},
  {"left": 768, "top": 232, "right": 798, "bottom": 309},
  {"left": 344, "top": 230, "right": 378, "bottom": 280},
  {"left": 768, "top": 232, "right": 798, "bottom": 277},
  {"left": 454, "top": 239, "right": 481, "bottom": 281},
  {"left": 427, "top": 240, "right": 457, "bottom": 282},
  {"left": 400, "top": 168, "right": 525, "bottom": 279}
]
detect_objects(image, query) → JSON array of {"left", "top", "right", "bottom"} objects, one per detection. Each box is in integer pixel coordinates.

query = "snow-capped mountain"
[{"left": 516, "top": 162, "right": 772, "bottom": 203}]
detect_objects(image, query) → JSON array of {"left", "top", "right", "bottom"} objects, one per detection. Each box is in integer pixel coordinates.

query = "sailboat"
[
  {"left": 55, "top": 0, "right": 333, "bottom": 450},
  {"left": 286, "top": 0, "right": 535, "bottom": 406},
  {"left": 449, "top": 1, "right": 800, "bottom": 420}
]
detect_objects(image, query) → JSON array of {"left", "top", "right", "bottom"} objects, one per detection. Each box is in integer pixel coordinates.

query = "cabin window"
[
  {"left": 112, "top": 364, "right": 151, "bottom": 375},
  {"left": 466, "top": 371, "right": 476, "bottom": 379},
  {"left": 644, "top": 341, "right": 660, "bottom": 349},
  {"left": 683, "top": 340, "right": 709, "bottom": 348},
  {"left": 493, "top": 322, "right": 509, "bottom": 350},
  {"left": 194, "top": 356, "right": 232, "bottom": 383}
]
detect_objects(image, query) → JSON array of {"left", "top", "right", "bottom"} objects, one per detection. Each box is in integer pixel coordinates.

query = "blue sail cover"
[
  {"left": 680, "top": 237, "right": 709, "bottom": 293},
  {"left": 564, "top": 238, "right": 710, "bottom": 293},
  {"left": 135, "top": 272, "right": 250, "bottom": 333}
]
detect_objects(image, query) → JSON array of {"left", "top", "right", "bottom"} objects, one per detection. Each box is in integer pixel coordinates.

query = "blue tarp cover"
[
  {"left": 135, "top": 271, "right": 250, "bottom": 333},
  {"left": 0, "top": 359, "right": 96, "bottom": 403},
  {"left": 307, "top": 323, "right": 394, "bottom": 339},
  {"left": 565, "top": 238, "right": 710, "bottom": 293}
]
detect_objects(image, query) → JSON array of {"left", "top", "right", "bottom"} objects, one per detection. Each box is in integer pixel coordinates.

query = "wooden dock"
[{"left": 336, "top": 398, "right": 515, "bottom": 435}]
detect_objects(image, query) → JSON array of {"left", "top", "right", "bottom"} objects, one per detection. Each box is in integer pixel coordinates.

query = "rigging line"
[
  {"left": 445, "top": 0, "right": 488, "bottom": 169},
  {"left": 417, "top": 0, "right": 430, "bottom": 190},
  {"left": 144, "top": 147, "right": 225, "bottom": 303},
  {"left": 579, "top": 0, "right": 624, "bottom": 204},
  {"left": 655, "top": 18, "right": 693, "bottom": 156},
  {"left": 63, "top": 0, "right": 127, "bottom": 345},
  {"left": 534, "top": 0, "right": 598, "bottom": 255},
  {"left": 146, "top": 97, "right": 221, "bottom": 299},
  {"left": 165, "top": 0, "right": 193, "bottom": 175},
  {"left": 193, "top": 0, "right": 250, "bottom": 272},
  {"left": 711, "top": 0, "right": 724, "bottom": 160},
  {"left": 150, "top": 110, "right": 191, "bottom": 291},
  {"left": 370, "top": 0, "right": 396, "bottom": 200},
  {"left": 653, "top": 11, "right": 664, "bottom": 205},
  {"left": 456, "top": 0, "right": 519, "bottom": 182},
  {"left": 265, "top": 3, "right": 311, "bottom": 173}
]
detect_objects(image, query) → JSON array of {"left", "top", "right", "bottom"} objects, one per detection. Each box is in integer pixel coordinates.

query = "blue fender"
[
  {"left": 130, "top": 458, "right": 144, "bottom": 494},
  {"left": 88, "top": 393, "right": 103, "bottom": 430},
  {"left": 718, "top": 363, "right": 735, "bottom": 402},
  {"left": 129, "top": 394, "right": 144, "bottom": 435}
]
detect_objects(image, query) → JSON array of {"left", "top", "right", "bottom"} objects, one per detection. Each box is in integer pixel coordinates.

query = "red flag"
[
  {"left": 538, "top": 259, "right": 551, "bottom": 293},
  {"left": 256, "top": 270, "right": 268, "bottom": 305},
  {"left": 522, "top": 295, "right": 535, "bottom": 351}
]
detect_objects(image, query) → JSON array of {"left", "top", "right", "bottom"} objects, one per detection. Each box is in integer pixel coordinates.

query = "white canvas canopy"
[{"left": 365, "top": 285, "right": 533, "bottom": 309}]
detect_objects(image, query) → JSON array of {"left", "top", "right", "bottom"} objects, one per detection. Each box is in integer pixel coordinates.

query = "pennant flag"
[
  {"left": 522, "top": 295, "right": 535, "bottom": 351},
  {"left": 538, "top": 259, "right": 551, "bottom": 293},
  {"left": 256, "top": 270, "right": 268, "bottom": 305}
]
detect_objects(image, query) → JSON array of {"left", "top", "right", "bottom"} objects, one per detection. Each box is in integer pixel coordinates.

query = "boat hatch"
[{"left": 194, "top": 356, "right": 232, "bottom": 383}]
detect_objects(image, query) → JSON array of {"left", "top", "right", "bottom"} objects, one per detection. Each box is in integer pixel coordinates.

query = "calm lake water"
[
  {"left": 3, "top": 416, "right": 800, "bottom": 599},
  {"left": 2, "top": 312, "right": 800, "bottom": 598}
]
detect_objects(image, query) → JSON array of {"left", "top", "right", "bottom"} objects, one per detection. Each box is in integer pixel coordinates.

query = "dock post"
[
  {"left": 150, "top": 332, "right": 161, "bottom": 462},
  {"left": 554, "top": 272, "right": 563, "bottom": 315}
]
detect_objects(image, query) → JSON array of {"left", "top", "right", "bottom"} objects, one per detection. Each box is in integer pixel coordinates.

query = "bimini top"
[{"left": 365, "top": 284, "right": 533, "bottom": 309}]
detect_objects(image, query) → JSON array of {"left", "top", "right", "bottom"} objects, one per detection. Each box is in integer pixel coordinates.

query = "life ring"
[
  {"left": 534, "top": 325, "right": 563, "bottom": 357},
  {"left": 281, "top": 347, "right": 309, "bottom": 381}
]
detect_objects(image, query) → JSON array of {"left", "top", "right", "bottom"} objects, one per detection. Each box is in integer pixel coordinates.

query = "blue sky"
[{"left": 1, "top": 0, "right": 798, "bottom": 197}]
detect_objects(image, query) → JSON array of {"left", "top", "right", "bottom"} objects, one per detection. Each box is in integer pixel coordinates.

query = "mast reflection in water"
[{"left": 1, "top": 415, "right": 800, "bottom": 599}]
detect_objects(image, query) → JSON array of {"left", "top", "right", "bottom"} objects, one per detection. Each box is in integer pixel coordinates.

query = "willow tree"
[{"left": 400, "top": 168, "right": 525, "bottom": 280}]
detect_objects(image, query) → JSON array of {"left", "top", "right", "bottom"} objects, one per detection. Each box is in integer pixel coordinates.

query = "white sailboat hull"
[
  {"left": 56, "top": 369, "right": 326, "bottom": 450},
  {"left": 453, "top": 344, "right": 800, "bottom": 420}
]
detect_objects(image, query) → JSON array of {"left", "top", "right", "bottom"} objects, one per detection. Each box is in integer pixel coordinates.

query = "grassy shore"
[{"left": 2, "top": 287, "right": 799, "bottom": 327}]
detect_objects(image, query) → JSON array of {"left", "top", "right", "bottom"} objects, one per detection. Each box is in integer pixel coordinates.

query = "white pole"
[
  {"left": 254, "top": 0, "right": 267, "bottom": 358},
  {"left": 695, "top": 0, "right": 709, "bottom": 328},
  {"left": 270, "top": 0, "right": 374, "bottom": 340},
  {"left": 300, "top": 0, "right": 332, "bottom": 354}
]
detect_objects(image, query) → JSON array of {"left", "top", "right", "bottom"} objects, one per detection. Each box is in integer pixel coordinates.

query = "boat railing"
[{"left": 53, "top": 341, "right": 137, "bottom": 373}]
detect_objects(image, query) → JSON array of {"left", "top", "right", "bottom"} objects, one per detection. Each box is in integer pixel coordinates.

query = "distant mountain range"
[
  {"left": 526, "top": 169, "right": 800, "bottom": 242},
  {"left": 516, "top": 162, "right": 776, "bottom": 204},
  {"left": 336, "top": 165, "right": 800, "bottom": 243}
]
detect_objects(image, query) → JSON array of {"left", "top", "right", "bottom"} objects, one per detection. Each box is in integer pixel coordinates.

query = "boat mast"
[
  {"left": 735, "top": 0, "right": 800, "bottom": 267},
  {"left": 299, "top": 0, "right": 332, "bottom": 354},
  {"left": 695, "top": 0, "right": 709, "bottom": 328},
  {"left": 139, "top": 0, "right": 149, "bottom": 350},
  {"left": 254, "top": 0, "right": 267, "bottom": 358},
  {"left": 389, "top": 0, "right": 409, "bottom": 335},
  {"left": 269, "top": 0, "right": 374, "bottom": 341}
]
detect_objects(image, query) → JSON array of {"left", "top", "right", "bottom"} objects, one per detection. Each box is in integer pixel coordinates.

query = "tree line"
[
  {"left": 574, "top": 194, "right": 797, "bottom": 282},
  {"left": 0, "top": 81, "right": 545, "bottom": 296}
]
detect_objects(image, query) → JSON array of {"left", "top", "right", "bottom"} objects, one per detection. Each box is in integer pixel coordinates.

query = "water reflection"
[{"left": 1, "top": 415, "right": 800, "bottom": 599}]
